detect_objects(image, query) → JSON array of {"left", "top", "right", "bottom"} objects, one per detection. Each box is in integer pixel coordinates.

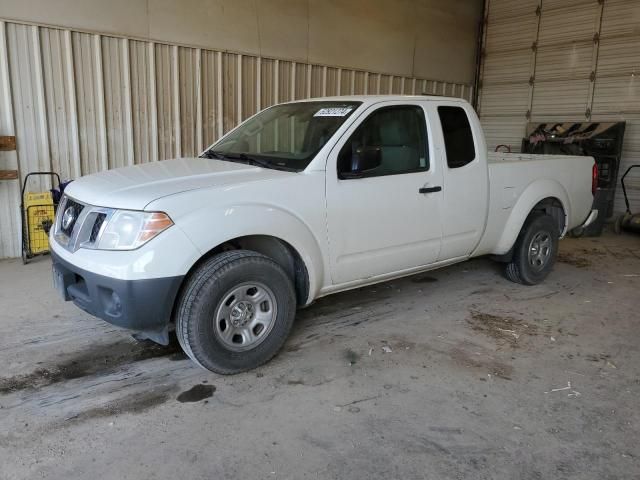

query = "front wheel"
[
  {"left": 175, "top": 250, "right": 296, "bottom": 374},
  {"left": 505, "top": 214, "right": 559, "bottom": 285}
]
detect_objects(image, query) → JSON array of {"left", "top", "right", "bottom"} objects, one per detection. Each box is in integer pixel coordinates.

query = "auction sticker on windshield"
[{"left": 314, "top": 107, "right": 354, "bottom": 117}]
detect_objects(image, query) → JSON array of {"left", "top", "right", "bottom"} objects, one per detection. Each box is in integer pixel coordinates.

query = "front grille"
[
  {"left": 89, "top": 213, "right": 107, "bottom": 243},
  {"left": 61, "top": 198, "right": 85, "bottom": 236},
  {"left": 54, "top": 196, "right": 114, "bottom": 252}
]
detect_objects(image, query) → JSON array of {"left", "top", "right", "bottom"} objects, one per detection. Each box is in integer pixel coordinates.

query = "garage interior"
[{"left": 1, "top": 1, "right": 639, "bottom": 479}]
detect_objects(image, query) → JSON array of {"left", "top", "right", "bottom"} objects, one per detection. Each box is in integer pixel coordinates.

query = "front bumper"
[{"left": 51, "top": 250, "right": 184, "bottom": 344}]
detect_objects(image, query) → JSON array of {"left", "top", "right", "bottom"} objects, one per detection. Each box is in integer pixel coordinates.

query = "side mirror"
[{"left": 341, "top": 146, "right": 382, "bottom": 179}]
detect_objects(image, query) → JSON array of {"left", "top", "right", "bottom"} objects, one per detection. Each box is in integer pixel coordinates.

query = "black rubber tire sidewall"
[
  {"left": 511, "top": 214, "right": 559, "bottom": 285},
  {"left": 176, "top": 251, "right": 296, "bottom": 374}
]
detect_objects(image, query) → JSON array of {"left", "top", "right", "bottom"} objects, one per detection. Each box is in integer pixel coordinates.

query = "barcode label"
[{"left": 314, "top": 107, "right": 353, "bottom": 117}]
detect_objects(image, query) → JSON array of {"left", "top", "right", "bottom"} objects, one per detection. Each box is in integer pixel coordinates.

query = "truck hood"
[{"left": 64, "top": 157, "right": 294, "bottom": 210}]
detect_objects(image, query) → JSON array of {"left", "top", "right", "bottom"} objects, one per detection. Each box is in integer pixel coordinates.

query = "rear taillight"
[{"left": 592, "top": 162, "right": 598, "bottom": 196}]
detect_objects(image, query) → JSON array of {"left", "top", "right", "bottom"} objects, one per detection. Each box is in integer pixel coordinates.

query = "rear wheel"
[
  {"left": 505, "top": 214, "right": 559, "bottom": 285},
  {"left": 568, "top": 226, "right": 585, "bottom": 238},
  {"left": 175, "top": 250, "right": 296, "bottom": 374}
]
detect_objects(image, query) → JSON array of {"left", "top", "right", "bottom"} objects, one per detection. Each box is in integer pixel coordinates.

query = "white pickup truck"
[{"left": 50, "top": 95, "right": 598, "bottom": 373}]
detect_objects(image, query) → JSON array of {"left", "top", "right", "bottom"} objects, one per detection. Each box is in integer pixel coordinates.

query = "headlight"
[{"left": 93, "top": 210, "right": 173, "bottom": 250}]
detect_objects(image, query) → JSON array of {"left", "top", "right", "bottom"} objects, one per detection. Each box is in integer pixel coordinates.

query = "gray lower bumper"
[{"left": 51, "top": 251, "right": 184, "bottom": 344}]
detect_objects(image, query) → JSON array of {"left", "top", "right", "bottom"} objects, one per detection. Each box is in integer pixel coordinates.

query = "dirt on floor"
[{"left": 0, "top": 231, "right": 639, "bottom": 480}]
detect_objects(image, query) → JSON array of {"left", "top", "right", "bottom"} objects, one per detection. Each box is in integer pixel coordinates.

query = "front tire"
[
  {"left": 505, "top": 214, "right": 559, "bottom": 285},
  {"left": 176, "top": 250, "right": 296, "bottom": 374}
]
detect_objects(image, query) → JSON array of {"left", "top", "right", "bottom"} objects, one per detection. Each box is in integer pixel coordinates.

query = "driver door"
[{"left": 325, "top": 102, "right": 443, "bottom": 285}]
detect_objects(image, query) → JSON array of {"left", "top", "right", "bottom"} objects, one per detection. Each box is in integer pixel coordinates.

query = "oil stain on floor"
[
  {"left": 176, "top": 384, "right": 216, "bottom": 403},
  {"left": 65, "top": 388, "right": 175, "bottom": 424},
  {"left": 0, "top": 339, "right": 182, "bottom": 394}
]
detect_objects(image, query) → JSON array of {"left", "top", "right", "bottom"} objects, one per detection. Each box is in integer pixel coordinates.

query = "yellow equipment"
[
  {"left": 24, "top": 192, "right": 55, "bottom": 254},
  {"left": 20, "top": 171, "right": 61, "bottom": 264}
]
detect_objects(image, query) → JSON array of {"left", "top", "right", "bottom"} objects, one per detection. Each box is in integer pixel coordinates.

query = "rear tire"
[
  {"left": 505, "top": 214, "right": 559, "bottom": 285},
  {"left": 175, "top": 250, "right": 296, "bottom": 374},
  {"left": 568, "top": 226, "right": 585, "bottom": 238}
]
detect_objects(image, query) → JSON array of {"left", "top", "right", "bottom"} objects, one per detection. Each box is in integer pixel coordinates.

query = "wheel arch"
[
  {"left": 187, "top": 235, "right": 311, "bottom": 305},
  {"left": 492, "top": 179, "right": 570, "bottom": 256},
  {"left": 169, "top": 200, "right": 327, "bottom": 306}
]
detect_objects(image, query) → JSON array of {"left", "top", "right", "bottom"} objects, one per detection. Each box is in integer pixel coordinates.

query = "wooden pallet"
[
  {"left": 0, "top": 135, "right": 16, "bottom": 151},
  {"left": 0, "top": 136, "right": 18, "bottom": 181}
]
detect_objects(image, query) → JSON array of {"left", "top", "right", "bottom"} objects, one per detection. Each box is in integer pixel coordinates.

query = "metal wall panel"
[
  {"left": 484, "top": 15, "right": 539, "bottom": 53},
  {"left": 73, "top": 31, "right": 107, "bottom": 175},
  {"left": 294, "top": 63, "right": 309, "bottom": 100},
  {"left": 481, "top": 49, "right": 531, "bottom": 85},
  {"left": 486, "top": 0, "right": 539, "bottom": 21},
  {"left": 325, "top": 67, "right": 339, "bottom": 97},
  {"left": 478, "top": 0, "right": 539, "bottom": 152},
  {"left": 129, "top": 40, "right": 155, "bottom": 164},
  {"left": 596, "top": 37, "right": 640, "bottom": 77},
  {"left": 7, "top": 24, "right": 51, "bottom": 185},
  {"left": 309, "top": 65, "right": 325, "bottom": 98},
  {"left": 241, "top": 55, "right": 258, "bottom": 120},
  {"left": 537, "top": 2, "right": 600, "bottom": 46},
  {"left": 479, "top": 83, "right": 530, "bottom": 117},
  {"left": 532, "top": 79, "right": 591, "bottom": 116},
  {"left": 259, "top": 57, "right": 275, "bottom": 109},
  {"left": 221, "top": 52, "right": 239, "bottom": 133},
  {"left": 591, "top": 77, "right": 640, "bottom": 115},
  {"left": 600, "top": 0, "right": 640, "bottom": 38},
  {"left": 534, "top": 43, "right": 593, "bottom": 81},
  {"left": 0, "top": 21, "right": 21, "bottom": 257},
  {"left": 201, "top": 50, "right": 222, "bottom": 145},
  {"left": 154, "top": 43, "right": 177, "bottom": 161},
  {"left": 179, "top": 47, "right": 200, "bottom": 157},
  {"left": 0, "top": 19, "right": 471, "bottom": 258},
  {"left": 481, "top": 115, "right": 528, "bottom": 152},
  {"left": 40, "top": 27, "right": 79, "bottom": 181},
  {"left": 102, "top": 36, "right": 133, "bottom": 169},
  {"left": 479, "top": 0, "right": 640, "bottom": 215}
]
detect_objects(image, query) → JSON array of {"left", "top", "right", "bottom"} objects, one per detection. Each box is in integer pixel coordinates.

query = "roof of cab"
[{"left": 285, "top": 94, "right": 469, "bottom": 106}]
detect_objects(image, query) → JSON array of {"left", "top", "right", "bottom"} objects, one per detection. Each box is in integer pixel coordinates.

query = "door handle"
[{"left": 419, "top": 186, "right": 442, "bottom": 194}]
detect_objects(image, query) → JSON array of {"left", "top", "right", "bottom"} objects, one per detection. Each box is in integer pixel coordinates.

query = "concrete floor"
[{"left": 1, "top": 232, "right": 639, "bottom": 480}]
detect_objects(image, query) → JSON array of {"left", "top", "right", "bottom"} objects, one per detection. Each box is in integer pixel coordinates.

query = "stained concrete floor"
[{"left": 1, "top": 232, "right": 639, "bottom": 480}]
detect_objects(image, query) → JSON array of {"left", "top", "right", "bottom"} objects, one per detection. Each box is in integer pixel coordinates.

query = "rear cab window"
[{"left": 438, "top": 106, "right": 476, "bottom": 168}]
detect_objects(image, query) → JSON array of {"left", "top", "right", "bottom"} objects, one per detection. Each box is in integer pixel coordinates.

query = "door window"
[
  {"left": 438, "top": 106, "right": 476, "bottom": 168},
  {"left": 337, "top": 105, "right": 428, "bottom": 179}
]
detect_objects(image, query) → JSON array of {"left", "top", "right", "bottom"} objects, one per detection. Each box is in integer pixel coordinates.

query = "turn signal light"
[{"left": 138, "top": 212, "right": 174, "bottom": 243}]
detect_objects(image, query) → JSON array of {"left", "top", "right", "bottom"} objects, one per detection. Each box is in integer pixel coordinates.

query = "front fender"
[
  {"left": 175, "top": 203, "right": 326, "bottom": 302},
  {"left": 493, "top": 179, "right": 571, "bottom": 254}
]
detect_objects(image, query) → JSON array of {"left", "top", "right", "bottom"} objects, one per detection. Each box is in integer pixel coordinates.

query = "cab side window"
[
  {"left": 337, "top": 106, "right": 428, "bottom": 179},
  {"left": 438, "top": 106, "right": 476, "bottom": 168}
]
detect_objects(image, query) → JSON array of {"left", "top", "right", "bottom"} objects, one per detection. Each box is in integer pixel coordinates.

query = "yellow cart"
[{"left": 21, "top": 172, "right": 61, "bottom": 264}]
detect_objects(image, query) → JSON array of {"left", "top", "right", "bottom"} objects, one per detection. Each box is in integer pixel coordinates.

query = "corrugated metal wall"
[
  {"left": 478, "top": 0, "right": 640, "bottom": 215},
  {"left": 0, "top": 19, "right": 472, "bottom": 259}
]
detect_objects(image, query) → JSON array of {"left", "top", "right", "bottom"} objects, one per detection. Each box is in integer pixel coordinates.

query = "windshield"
[{"left": 202, "top": 101, "right": 361, "bottom": 171}]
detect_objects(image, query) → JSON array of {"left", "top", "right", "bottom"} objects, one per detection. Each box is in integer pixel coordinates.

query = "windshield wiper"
[
  {"left": 201, "top": 149, "right": 225, "bottom": 160},
  {"left": 202, "top": 150, "right": 296, "bottom": 172}
]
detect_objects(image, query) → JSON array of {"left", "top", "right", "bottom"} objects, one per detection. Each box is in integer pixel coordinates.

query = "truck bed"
[
  {"left": 487, "top": 152, "right": 588, "bottom": 165},
  {"left": 473, "top": 152, "right": 595, "bottom": 256}
]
